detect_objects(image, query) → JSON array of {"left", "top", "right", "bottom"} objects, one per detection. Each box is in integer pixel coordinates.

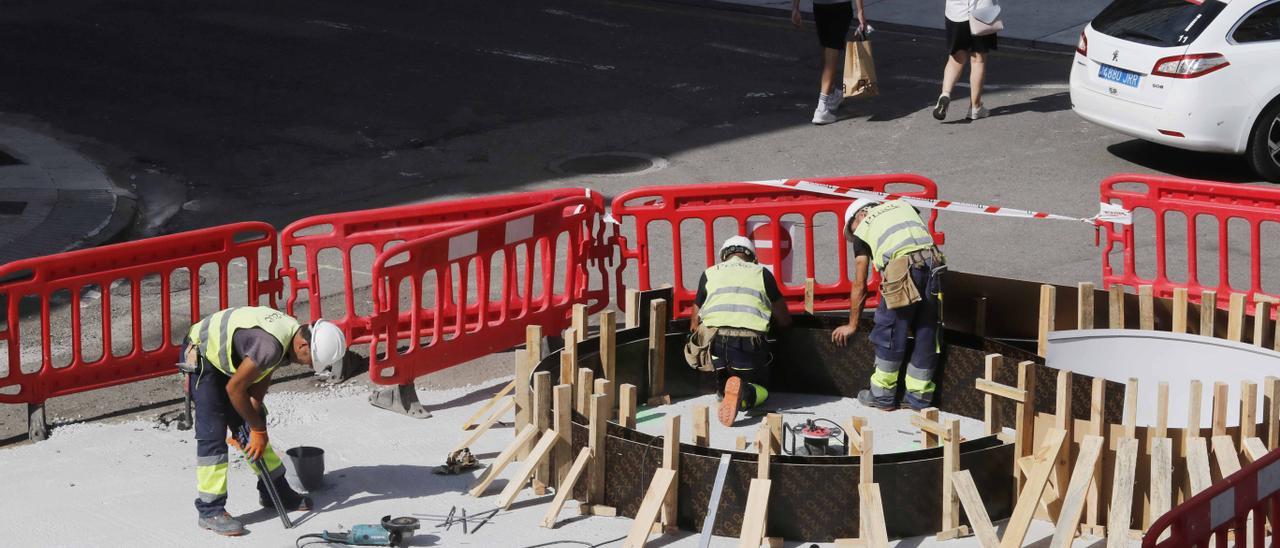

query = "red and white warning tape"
[{"left": 746, "top": 179, "right": 1133, "bottom": 225}]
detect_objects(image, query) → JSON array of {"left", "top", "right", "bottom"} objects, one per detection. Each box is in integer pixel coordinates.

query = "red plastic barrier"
[
  {"left": 1101, "top": 174, "right": 1280, "bottom": 309},
  {"left": 1144, "top": 447, "right": 1280, "bottom": 547},
  {"left": 280, "top": 189, "right": 596, "bottom": 346},
  {"left": 610, "top": 174, "right": 944, "bottom": 319},
  {"left": 0, "top": 223, "right": 279, "bottom": 405},
  {"left": 367, "top": 196, "right": 608, "bottom": 385}
]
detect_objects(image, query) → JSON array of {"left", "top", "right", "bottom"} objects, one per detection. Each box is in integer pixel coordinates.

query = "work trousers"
[
  {"left": 710, "top": 332, "right": 771, "bottom": 408},
  {"left": 188, "top": 346, "right": 288, "bottom": 517},
  {"left": 868, "top": 259, "right": 944, "bottom": 409}
]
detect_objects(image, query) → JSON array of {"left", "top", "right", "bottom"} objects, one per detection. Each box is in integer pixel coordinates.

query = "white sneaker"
[
  {"left": 968, "top": 104, "right": 989, "bottom": 120},
  {"left": 824, "top": 86, "right": 844, "bottom": 111},
  {"left": 812, "top": 95, "right": 837, "bottom": 125}
]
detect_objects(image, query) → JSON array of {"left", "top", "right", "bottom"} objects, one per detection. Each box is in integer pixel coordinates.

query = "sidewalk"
[
  {"left": 0, "top": 123, "right": 134, "bottom": 265},
  {"left": 688, "top": 0, "right": 1110, "bottom": 50}
]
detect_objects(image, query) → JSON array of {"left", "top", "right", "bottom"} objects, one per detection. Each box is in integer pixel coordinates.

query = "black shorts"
[
  {"left": 813, "top": 2, "right": 853, "bottom": 50},
  {"left": 945, "top": 17, "right": 997, "bottom": 54}
]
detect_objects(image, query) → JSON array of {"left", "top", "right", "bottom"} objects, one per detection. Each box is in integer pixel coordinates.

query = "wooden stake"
[
  {"left": 622, "top": 469, "right": 676, "bottom": 548},
  {"left": 1200, "top": 290, "right": 1217, "bottom": 337},
  {"left": 625, "top": 288, "right": 641, "bottom": 329},
  {"left": 1139, "top": 285, "right": 1155, "bottom": 330},
  {"left": 594, "top": 378, "right": 614, "bottom": 420},
  {"left": 571, "top": 303, "right": 588, "bottom": 345},
  {"left": 738, "top": 478, "right": 772, "bottom": 548},
  {"left": 1266, "top": 377, "right": 1280, "bottom": 450},
  {"left": 1039, "top": 284, "right": 1056, "bottom": 356},
  {"left": 736, "top": 435, "right": 748, "bottom": 451},
  {"left": 497, "top": 429, "right": 560, "bottom": 509},
  {"left": 767, "top": 413, "right": 782, "bottom": 454},
  {"left": 1155, "top": 381, "right": 1169, "bottom": 440},
  {"left": 1242, "top": 380, "right": 1258, "bottom": 441},
  {"left": 1227, "top": 293, "right": 1246, "bottom": 342},
  {"left": 1254, "top": 300, "right": 1272, "bottom": 348},
  {"left": 1078, "top": 282, "right": 1095, "bottom": 330},
  {"left": 588, "top": 394, "right": 608, "bottom": 505},
  {"left": 470, "top": 424, "right": 538, "bottom": 497},
  {"left": 1186, "top": 437, "right": 1212, "bottom": 495},
  {"left": 660, "top": 414, "right": 680, "bottom": 527},
  {"left": 553, "top": 384, "right": 572, "bottom": 486},
  {"left": 939, "top": 418, "right": 962, "bottom": 537},
  {"left": 516, "top": 346, "right": 534, "bottom": 461},
  {"left": 1212, "top": 382, "right": 1229, "bottom": 438},
  {"left": 533, "top": 372, "right": 552, "bottom": 494},
  {"left": 757, "top": 426, "right": 771, "bottom": 480},
  {"left": 858, "top": 483, "right": 890, "bottom": 548},
  {"left": 921, "top": 408, "right": 941, "bottom": 448},
  {"left": 1084, "top": 378, "right": 1106, "bottom": 537},
  {"left": 984, "top": 354, "right": 1003, "bottom": 436},
  {"left": 648, "top": 299, "right": 668, "bottom": 404},
  {"left": 541, "top": 447, "right": 592, "bottom": 528},
  {"left": 1243, "top": 437, "right": 1269, "bottom": 463},
  {"left": 1048, "top": 435, "right": 1104, "bottom": 548},
  {"left": 1124, "top": 377, "right": 1138, "bottom": 440},
  {"left": 1015, "top": 361, "right": 1037, "bottom": 492},
  {"left": 804, "top": 278, "right": 815, "bottom": 314},
  {"left": 451, "top": 397, "right": 516, "bottom": 455},
  {"left": 1211, "top": 435, "right": 1242, "bottom": 477},
  {"left": 1000, "top": 429, "right": 1068, "bottom": 548},
  {"left": 1149, "top": 438, "right": 1173, "bottom": 537},
  {"left": 859, "top": 427, "right": 875, "bottom": 486},
  {"left": 1188, "top": 380, "right": 1204, "bottom": 441},
  {"left": 1052, "top": 369, "right": 1074, "bottom": 521},
  {"left": 1109, "top": 285, "right": 1125, "bottom": 329},
  {"left": 600, "top": 309, "right": 617, "bottom": 382},
  {"left": 1105, "top": 439, "right": 1139, "bottom": 548},
  {"left": 560, "top": 338, "right": 576, "bottom": 387},
  {"left": 576, "top": 368, "right": 594, "bottom": 415},
  {"left": 693, "top": 406, "right": 710, "bottom": 447},
  {"left": 619, "top": 383, "right": 637, "bottom": 429},
  {"left": 953, "top": 471, "right": 999, "bottom": 548},
  {"left": 461, "top": 381, "right": 515, "bottom": 431},
  {"left": 1172, "top": 287, "right": 1189, "bottom": 334}
]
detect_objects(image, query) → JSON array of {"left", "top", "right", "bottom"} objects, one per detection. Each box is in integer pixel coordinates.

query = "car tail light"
[
  {"left": 1158, "top": 129, "right": 1185, "bottom": 137},
  {"left": 1076, "top": 31, "right": 1087, "bottom": 56},
  {"left": 1151, "top": 53, "right": 1229, "bottom": 78}
]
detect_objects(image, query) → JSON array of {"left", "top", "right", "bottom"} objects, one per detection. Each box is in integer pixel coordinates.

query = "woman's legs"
[
  {"left": 968, "top": 51, "right": 987, "bottom": 107},
  {"left": 820, "top": 47, "right": 842, "bottom": 95},
  {"left": 941, "top": 51, "right": 968, "bottom": 98}
]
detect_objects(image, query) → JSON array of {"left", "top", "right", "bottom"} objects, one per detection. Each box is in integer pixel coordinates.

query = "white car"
[{"left": 1070, "top": 0, "right": 1280, "bottom": 181}]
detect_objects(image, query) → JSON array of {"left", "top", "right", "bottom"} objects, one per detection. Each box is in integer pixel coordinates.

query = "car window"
[
  {"left": 1234, "top": 2, "right": 1280, "bottom": 43},
  {"left": 1092, "top": 0, "right": 1227, "bottom": 47}
]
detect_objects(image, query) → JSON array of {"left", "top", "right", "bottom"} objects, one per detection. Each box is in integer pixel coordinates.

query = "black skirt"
[
  {"left": 945, "top": 17, "right": 997, "bottom": 54},
  {"left": 813, "top": 2, "right": 853, "bottom": 50}
]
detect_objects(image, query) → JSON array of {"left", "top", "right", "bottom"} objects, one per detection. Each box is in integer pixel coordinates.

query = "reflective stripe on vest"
[
  {"left": 187, "top": 307, "right": 299, "bottom": 381},
  {"left": 853, "top": 200, "right": 935, "bottom": 270},
  {"left": 699, "top": 258, "right": 772, "bottom": 332}
]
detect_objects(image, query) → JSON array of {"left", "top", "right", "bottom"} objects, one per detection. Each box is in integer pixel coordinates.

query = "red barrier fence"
[
  {"left": 0, "top": 222, "right": 279, "bottom": 405},
  {"left": 280, "top": 189, "right": 595, "bottom": 346},
  {"left": 367, "top": 196, "right": 608, "bottom": 386},
  {"left": 1143, "top": 447, "right": 1280, "bottom": 547},
  {"left": 1101, "top": 174, "right": 1280, "bottom": 309},
  {"left": 611, "top": 174, "right": 943, "bottom": 318}
]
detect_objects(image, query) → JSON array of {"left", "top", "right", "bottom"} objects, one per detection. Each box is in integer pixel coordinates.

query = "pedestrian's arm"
[
  {"left": 855, "top": 0, "right": 867, "bottom": 32},
  {"left": 790, "top": 0, "right": 802, "bottom": 27},
  {"left": 226, "top": 358, "right": 267, "bottom": 431}
]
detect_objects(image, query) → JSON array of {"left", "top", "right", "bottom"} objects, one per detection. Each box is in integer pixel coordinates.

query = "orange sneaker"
[{"left": 719, "top": 376, "right": 743, "bottom": 427}]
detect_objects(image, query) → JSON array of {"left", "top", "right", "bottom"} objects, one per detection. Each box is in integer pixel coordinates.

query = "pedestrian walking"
[
  {"left": 792, "top": 0, "right": 867, "bottom": 125},
  {"left": 933, "top": 0, "right": 998, "bottom": 121}
]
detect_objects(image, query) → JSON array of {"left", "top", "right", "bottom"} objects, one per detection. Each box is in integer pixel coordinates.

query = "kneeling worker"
[
  {"left": 691, "top": 236, "right": 792, "bottom": 427},
  {"left": 184, "top": 306, "right": 346, "bottom": 536},
  {"left": 832, "top": 198, "right": 945, "bottom": 411}
]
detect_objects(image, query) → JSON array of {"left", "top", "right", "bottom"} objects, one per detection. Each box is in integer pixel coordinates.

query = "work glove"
[{"left": 229, "top": 427, "right": 269, "bottom": 462}]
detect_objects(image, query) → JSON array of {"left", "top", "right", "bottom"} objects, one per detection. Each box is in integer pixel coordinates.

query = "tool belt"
[
  {"left": 177, "top": 344, "right": 200, "bottom": 374},
  {"left": 881, "top": 247, "right": 944, "bottom": 310},
  {"left": 684, "top": 325, "right": 718, "bottom": 372}
]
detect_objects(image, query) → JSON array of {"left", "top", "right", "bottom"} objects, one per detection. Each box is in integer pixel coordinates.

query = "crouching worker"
[
  {"left": 690, "top": 236, "right": 792, "bottom": 427},
  {"left": 184, "top": 306, "right": 346, "bottom": 536}
]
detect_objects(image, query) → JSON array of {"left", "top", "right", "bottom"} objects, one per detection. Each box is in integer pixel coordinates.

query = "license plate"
[{"left": 1098, "top": 64, "right": 1141, "bottom": 88}]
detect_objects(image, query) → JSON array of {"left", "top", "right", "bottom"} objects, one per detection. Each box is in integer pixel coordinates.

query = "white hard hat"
[
  {"left": 309, "top": 319, "right": 346, "bottom": 376},
  {"left": 843, "top": 198, "right": 878, "bottom": 238},
  {"left": 720, "top": 235, "right": 756, "bottom": 260}
]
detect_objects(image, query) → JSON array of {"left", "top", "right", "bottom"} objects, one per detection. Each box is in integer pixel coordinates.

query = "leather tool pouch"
[
  {"left": 177, "top": 345, "right": 200, "bottom": 374},
  {"left": 683, "top": 325, "right": 718, "bottom": 372},
  {"left": 880, "top": 256, "right": 921, "bottom": 310}
]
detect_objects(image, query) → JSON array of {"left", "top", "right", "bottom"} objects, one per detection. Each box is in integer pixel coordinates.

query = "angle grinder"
[
  {"left": 781, "top": 418, "right": 848, "bottom": 456},
  {"left": 307, "top": 516, "right": 420, "bottom": 547}
]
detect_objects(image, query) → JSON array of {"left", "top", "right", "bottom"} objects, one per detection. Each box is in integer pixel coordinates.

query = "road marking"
[
  {"left": 890, "top": 74, "right": 1068, "bottom": 91},
  {"left": 479, "top": 48, "right": 615, "bottom": 71},
  {"left": 306, "top": 19, "right": 356, "bottom": 31},
  {"left": 542, "top": 8, "right": 628, "bottom": 28},
  {"left": 707, "top": 42, "right": 798, "bottom": 62}
]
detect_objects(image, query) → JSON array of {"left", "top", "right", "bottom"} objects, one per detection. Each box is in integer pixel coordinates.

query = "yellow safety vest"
[
  {"left": 698, "top": 258, "right": 773, "bottom": 332},
  {"left": 187, "top": 306, "right": 299, "bottom": 382},
  {"left": 852, "top": 201, "right": 936, "bottom": 270}
]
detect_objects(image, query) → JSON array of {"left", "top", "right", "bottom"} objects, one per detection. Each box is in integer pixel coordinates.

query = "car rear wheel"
[{"left": 1249, "top": 100, "right": 1280, "bottom": 183}]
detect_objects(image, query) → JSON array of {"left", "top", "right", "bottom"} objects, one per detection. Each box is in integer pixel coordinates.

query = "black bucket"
[{"left": 285, "top": 446, "right": 325, "bottom": 492}]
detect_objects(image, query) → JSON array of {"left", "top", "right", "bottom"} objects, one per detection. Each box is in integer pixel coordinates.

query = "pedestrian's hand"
[
  {"left": 831, "top": 324, "right": 858, "bottom": 346},
  {"left": 791, "top": 8, "right": 802, "bottom": 28},
  {"left": 245, "top": 427, "right": 269, "bottom": 461},
  {"left": 856, "top": 20, "right": 868, "bottom": 37}
]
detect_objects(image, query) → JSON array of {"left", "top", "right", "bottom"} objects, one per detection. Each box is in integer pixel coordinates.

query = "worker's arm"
[
  {"left": 226, "top": 358, "right": 267, "bottom": 431},
  {"left": 247, "top": 372, "right": 272, "bottom": 419},
  {"left": 690, "top": 304, "right": 701, "bottom": 332},
  {"left": 832, "top": 254, "right": 870, "bottom": 347},
  {"left": 771, "top": 298, "right": 793, "bottom": 329}
]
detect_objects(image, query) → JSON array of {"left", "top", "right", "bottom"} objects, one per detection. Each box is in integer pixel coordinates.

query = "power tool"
[
  {"left": 781, "top": 418, "right": 848, "bottom": 456},
  {"left": 298, "top": 516, "right": 420, "bottom": 547}
]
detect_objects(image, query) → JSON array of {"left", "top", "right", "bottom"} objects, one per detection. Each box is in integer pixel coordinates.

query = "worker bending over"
[
  {"left": 691, "top": 236, "right": 792, "bottom": 427},
  {"left": 833, "top": 199, "right": 945, "bottom": 411},
  {"left": 184, "top": 306, "right": 346, "bottom": 536}
]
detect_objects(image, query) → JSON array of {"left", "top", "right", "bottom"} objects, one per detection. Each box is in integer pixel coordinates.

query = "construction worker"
[
  {"left": 832, "top": 199, "right": 945, "bottom": 411},
  {"left": 184, "top": 306, "right": 346, "bottom": 536},
  {"left": 690, "top": 235, "right": 792, "bottom": 427}
]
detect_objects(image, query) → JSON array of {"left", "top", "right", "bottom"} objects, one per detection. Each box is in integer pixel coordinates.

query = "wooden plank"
[
  {"left": 571, "top": 303, "right": 588, "bottom": 345},
  {"left": 1200, "top": 290, "right": 1217, "bottom": 337},
  {"left": 1105, "top": 438, "right": 1139, "bottom": 548},
  {"left": 804, "top": 278, "right": 815, "bottom": 314},
  {"left": 595, "top": 378, "right": 614, "bottom": 422},
  {"left": 648, "top": 299, "right": 668, "bottom": 402},
  {"left": 738, "top": 478, "right": 773, "bottom": 548},
  {"left": 1039, "top": 284, "right": 1056, "bottom": 356},
  {"left": 560, "top": 339, "right": 576, "bottom": 387},
  {"left": 1186, "top": 438, "right": 1212, "bottom": 495},
  {"left": 553, "top": 384, "right": 572, "bottom": 486},
  {"left": 1266, "top": 377, "right": 1280, "bottom": 449},
  {"left": 1124, "top": 377, "right": 1138, "bottom": 439},
  {"left": 622, "top": 468, "right": 676, "bottom": 548},
  {"left": 941, "top": 418, "right": 961, "bottom": 535},
  {"left": 1052, "top": 369, "right": 1073, "bottom": 521},
  {"left": 1078, "top": 282, "right": 1095, "bottom": 330},
  {"left": 1211, "top": 435, "right": 1242, "bottom": 477},
  {"left": 600, "top": 309, "right": 617, "bottom": 382},
  {"left": 1212, "top": 382, "right": 1229, "bottom": 437},
  {"left": 859, "top": 427, "right": 875, "bottom": 486},
  {"left": 575, "top": 368, "right": 594, "bottom": 415},
  {"left": 660, "top": 414, "right": 680, "bottom": 527},
  {"left": 450, "top": 397, "right": 516, "bottom": 455},
  {"left": 540, "top": 447, "right": 592, "bottom": 528},
  {"left": 1172, "top": 287, "right": 1188, "bottom": 334},
  {"left": 976, "top": 378, "right": 1026, "bottom": 403},
  {"left": 1085, "top": 378, "right": 1106, "bottom": 536},
  {"left": 1109, "top": 285, "right": 1125, "bottom": 329},
  {"left": 757, "top": 426, "right": 771, "bottom": 480},
  {"left": 1242, "top": 380, "right": 1258, "bottom": 441},
  {"left": 461, "top": 381, "right": 515, "bottom": 431},
  {"left": 1154, "top": 381, "right": 1169, "bottom": 440},
  {"left": 919, "top": 407, "right": 941, "bottom": 447},
  {"left": 767, "top": 414, "right": 782, "bottom": 455},
  {"left": 1254, "top": 300, "right": 1271, "bottom": 348},
  {"left": 1243, "top": 437, "right": 1269, "bottom": 463},
  {"left": 625, "top": 288, "right": 641, "bottom": 329},
  {"left": 1227, "top": 293, "right": 1246, "bottom": 342},
  {"left": 999, "top": 428, "right": 1068, "bottom": 548},
  {"left": 1048, "top": 435, "right": 1104, "bottom": 548},
  {"left": 619, "top": 383, "right": 637, "bottom": 429},
  {"left": 589, "top": 394, "right": 608, "bottom": 505},
  {"left": 736, "top": 435, "right": 748, "bottom": 451},
  {"left": 497, "top": 429, "right": 560, "bottom": 509},
  {"left": 1139, "top": 285, "right": 1155, "bottom": 330},
  {"left": 952, "top": 471, "right": 998, "bottom": 548},
  {"left": 533, "top": 372, "right": 552, "bottom": 494},
  {"left": 984, "top": 354, "right": 1003, "bottom": 436},
  {"left": 1148, "top": 438, "right": 1173, "bottom": 536},
  {"left": 1015, "top": 361, "right": 1037, "bottom": 492},
  {"left": 693, "top": 406, "right": 710, "bottom": 447},
  {"left": 470, "top": 424, "right": 538, "bottom": 497},
  {"left": 516, "top": 346, "right": 534, "bottom": 461},
  {"left": 859, "top": 483, "right": 890, "bottom": 548},
  {"left": 1187, "top": 380, "right": 1204, "bottom": 441}
]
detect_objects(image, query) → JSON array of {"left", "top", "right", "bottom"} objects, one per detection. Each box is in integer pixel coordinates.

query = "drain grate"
[
  {"left": 0, "top": 149, "right": 22, "bottom": 166},
  {"left": 0, "top": 201, "right": 27, "bottom": 215},
  {"left": 550, "top": 152, "right": 668, "bottom": 177}
]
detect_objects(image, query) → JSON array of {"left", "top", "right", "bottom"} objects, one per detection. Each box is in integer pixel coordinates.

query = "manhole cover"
[
  {"left": 0, "top": 149, "right": 22, "bottom": 166},
  {"left": 551, "top": 152, "right": 668, "bottom": 177}
]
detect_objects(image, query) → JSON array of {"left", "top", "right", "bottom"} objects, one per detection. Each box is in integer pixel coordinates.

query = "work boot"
[
  {"left": 857, "top": 389, "right": 896, "bottom": 412},
  {"left": 719, "top": 376, "right": 744, "bottom": 427},
  {"left": 198, "top": 512, "right": 246, "bottom": 536}
]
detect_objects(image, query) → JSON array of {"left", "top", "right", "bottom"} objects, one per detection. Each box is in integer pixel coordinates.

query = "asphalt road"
[{"left": 0, "top": 0, "right": 1271, "bottom": 442}]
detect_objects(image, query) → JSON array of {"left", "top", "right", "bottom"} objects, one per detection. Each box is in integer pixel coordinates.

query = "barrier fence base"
[
  {"left": 322, "top": 352, "right": 366, "bottom": 385},
  {"left": 369, "top": 384, "right": 432, "bottom": 419},
  {"left": 27, "top": 403, "right": 48, "bottom": 441}
]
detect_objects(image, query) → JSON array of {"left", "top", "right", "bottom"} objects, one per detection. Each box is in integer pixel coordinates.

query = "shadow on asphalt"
[
  {"left": 311, "top": 463, "right": 461, "bottom": 514},
  {"left": 1106, "top": 139, "right": 1262, "bottom": 183}
]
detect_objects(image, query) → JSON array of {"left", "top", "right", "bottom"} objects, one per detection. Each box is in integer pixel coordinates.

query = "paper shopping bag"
[{"left": 843, "top": 37, "right": 878, "bottom": 99}]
